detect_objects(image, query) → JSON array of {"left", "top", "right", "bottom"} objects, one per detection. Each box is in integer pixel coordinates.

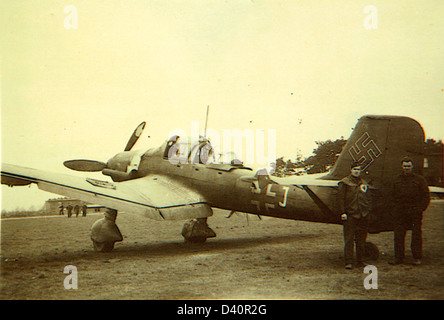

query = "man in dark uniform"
[
  {"left": 81, "top": 204, "right": 87, "bottom": 217},
  {"left": 67, "top": 204, "right": 73, "bottom": 218},
  {"left": 58, "top": 203, "right": 64, "bottom": 215},
  {"left": 74, "top": 204, "right": 80, "bottom": 217},
  {"left": 391, "top": 157, "right": 430, "bottom": 265},
  {"left": 338, "top": 162, "right": 372, "bottom": 269}
]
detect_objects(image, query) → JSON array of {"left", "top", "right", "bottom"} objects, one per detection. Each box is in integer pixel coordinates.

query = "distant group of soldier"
[
  {"left": 58, "top": 203, "right": 88, "bottom": 218},
  {"left": 338, "top": 156, "right": 430, "bottom": 269}
]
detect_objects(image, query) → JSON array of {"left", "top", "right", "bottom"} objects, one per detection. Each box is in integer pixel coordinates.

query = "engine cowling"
[{"left": 103, "top": 150, "right": 144, "bottom": 182}]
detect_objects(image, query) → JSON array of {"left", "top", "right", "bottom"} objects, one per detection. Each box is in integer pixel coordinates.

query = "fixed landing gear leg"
[
  {"left": 90, "top": 209, "right": 123, "bottom": 252},
  {"left": 181, "top": 217, "right": 216, "bottom": 243}
]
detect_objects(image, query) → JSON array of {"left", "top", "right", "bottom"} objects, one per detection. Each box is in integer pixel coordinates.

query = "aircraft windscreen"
[
  {"left": 166, "top": 142, "right": 190, "bottom": 164},
  {"left": 189, "top": 142, "right": 215, "bottom": 164}
]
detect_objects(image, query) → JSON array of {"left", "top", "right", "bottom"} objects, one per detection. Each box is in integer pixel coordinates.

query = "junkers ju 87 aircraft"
[{"left": 1, "top": 115, "right": 440, "bottom": 256}]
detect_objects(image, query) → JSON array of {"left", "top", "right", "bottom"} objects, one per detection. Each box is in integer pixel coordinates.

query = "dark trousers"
[
  {"left": 393, "top": 209, "right": 423, "bottom": 261},
  {"left": 343, "top": 216, "right": 369, "bottom": 265}
]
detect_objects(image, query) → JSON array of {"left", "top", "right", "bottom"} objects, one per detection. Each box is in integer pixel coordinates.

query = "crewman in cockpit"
[
  {"left": 197, "top": 137, "right": 213, "bottom": 164},
  {"left": 164, "top": 135, "right": 180, "bottom": 160}
]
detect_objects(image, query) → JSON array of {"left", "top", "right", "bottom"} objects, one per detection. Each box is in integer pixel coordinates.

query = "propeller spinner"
[{"left": 63, "top": 121, "right": 146, "bottom": 172}]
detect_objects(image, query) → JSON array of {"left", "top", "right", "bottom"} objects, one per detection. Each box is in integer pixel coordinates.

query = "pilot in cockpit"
[
  {"left": 194, "top": 136, "right": 213, "bottom": 164},
  {"left": 163, "top": 135, "right": 180, "bottom": 160}
]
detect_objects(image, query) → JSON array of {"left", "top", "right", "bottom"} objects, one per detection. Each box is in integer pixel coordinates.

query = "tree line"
[{"left": 274, "top": 138, "right": 443, "bottom": 187}]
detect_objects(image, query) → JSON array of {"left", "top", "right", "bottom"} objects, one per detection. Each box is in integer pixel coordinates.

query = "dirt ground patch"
[{"left": 1, "top": 201, "right": 443, "bottom": 300}]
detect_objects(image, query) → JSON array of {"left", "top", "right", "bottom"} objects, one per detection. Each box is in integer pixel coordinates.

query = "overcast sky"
[{"left": 1, "top": 1, "right": 443, "bottom": 211}]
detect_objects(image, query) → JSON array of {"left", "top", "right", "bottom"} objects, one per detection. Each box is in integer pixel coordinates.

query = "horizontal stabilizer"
[
  {"left": 271, "top": 175, "right": 339, "bottom": 187},
  {"left": 429, "top": 186, "right": 444, "bottom": 194}
]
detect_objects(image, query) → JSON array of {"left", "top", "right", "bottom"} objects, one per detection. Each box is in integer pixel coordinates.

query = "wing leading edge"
[{"left": 1, "top": 163, "right": 212, "bottom": 221}]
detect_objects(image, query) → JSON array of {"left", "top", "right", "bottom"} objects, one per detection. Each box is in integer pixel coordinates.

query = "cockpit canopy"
[{"left": 163, "top": 135, "right": 243, "bottom": 166}]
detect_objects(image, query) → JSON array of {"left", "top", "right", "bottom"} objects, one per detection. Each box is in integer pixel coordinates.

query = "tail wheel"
[
  {"left": 364, "top": 241, "right": 379, "bottom": 261},
  {"left": 92, "top": 241, "right": 115, "bottom": 252}
]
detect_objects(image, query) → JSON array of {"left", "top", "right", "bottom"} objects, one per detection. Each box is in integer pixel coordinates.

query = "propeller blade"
[
  {"left": 63, "top": 160, "right": 107, "bottom": 172},
  {"left": 124, "top": 121, "right": 146, "bottom": 151}
]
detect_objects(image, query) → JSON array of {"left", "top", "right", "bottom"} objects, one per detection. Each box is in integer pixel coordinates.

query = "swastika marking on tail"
[{"left": 348, "top": 132, "right": 382, "bottom": 170}]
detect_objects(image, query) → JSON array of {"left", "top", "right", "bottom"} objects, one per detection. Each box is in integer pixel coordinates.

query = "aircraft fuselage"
[{"left": 133, "top": 149, "right": 340, "bottom": 226}]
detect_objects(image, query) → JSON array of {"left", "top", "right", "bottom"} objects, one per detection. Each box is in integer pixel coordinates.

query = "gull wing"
[{"left": 1, "top": 163, "right": 212, "bottom": 221}]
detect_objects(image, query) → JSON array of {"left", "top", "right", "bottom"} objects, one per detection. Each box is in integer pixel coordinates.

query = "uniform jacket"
[
  {"left": 393, "top": 173, "right": 430, "bottom": 212},
  {"left": 337, "top": 175, "right": 371, "bottom": 219}
]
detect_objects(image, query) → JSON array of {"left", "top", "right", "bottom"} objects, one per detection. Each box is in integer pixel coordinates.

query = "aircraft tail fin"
[{"left": 323, "top": 115, "right": 425, "bottom": 187}]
